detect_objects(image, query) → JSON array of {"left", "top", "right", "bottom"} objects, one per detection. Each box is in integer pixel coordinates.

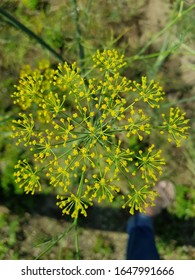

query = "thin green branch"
[
  {"left": 71, "top": 0, "right": 85, "bottom": 72},
  {"left": 0, "top": 7, "right": 66, "bottom": 63},
  {"left": 137, "top": 4, "right": 195, "bottom": 56},
  {"left": 35, "top": 222, "right": 74, "bottom": 260},
  {"left": 74, "top": 218, "right": 80, "bottom": 260}
]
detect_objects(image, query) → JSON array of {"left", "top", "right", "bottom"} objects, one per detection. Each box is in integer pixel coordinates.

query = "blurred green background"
[{"left": 0, "top": 0, "right": 195, "bottom": 259}]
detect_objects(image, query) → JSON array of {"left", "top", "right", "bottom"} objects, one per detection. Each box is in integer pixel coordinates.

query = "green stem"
[
  {"left": 74, "top": 217, "right": 80, "bottom": 260},
  {"left": 0, "top": 7, "right": 65, "bottom": 63},
  {"left": 35, "top": 222, "right": 75, "bottom": 259},
  {"left": 137, "top": 4, "right": 195, "bottom": 57},
  {"left": 148, "top": 0, "right": 184, "bottom": 78},
  {"left": 148, "top": 32, "right": 170, "bottom": 79},
  {"left": 73, "top": 169, "right": 86, "bottom": 260},
  {"left": 71, "top": 0, "right": 85, "bottom": 73}
]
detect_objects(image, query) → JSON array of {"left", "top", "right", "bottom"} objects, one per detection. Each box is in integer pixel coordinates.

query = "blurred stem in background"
[
  {"left": 71, "top": 0, "right": 85, "bottom": 74},
  {"left": 127, "top": 2, "right": 195, "bottom": 72},
  {"left": 0, "top": 6, "right": 65, "bottom": 63}
]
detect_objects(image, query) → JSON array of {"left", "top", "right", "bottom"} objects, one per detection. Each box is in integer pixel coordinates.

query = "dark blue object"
[{"left": 126, "top": 213, "right": 160, "bottom": 260}]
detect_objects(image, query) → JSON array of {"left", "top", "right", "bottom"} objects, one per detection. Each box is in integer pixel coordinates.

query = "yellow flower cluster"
[
  {"left": 122, "top": 184, "right": 158, "bottom": 215},
  {"left": 56, "top": 194, "right": 89, "bottom": 218},
  {"left": 133, "top": 76, "right": 165, "bottom": 108},
  {"left": 92, "top": 49, "right": 126, "bottom": 72},
  {"left": 14, "top": 159, "right": 41, "bottom": 194},
  {"left": 11, "top": 63, "right": 55, "bottom": 111},
  {"left": 83, "top": 170, "right": 121, "bottom": 203},
  {"left": 160, "top": 107, "right": 190, "bottom": 147},
  {"left": 11, "top": 49, "right": 190, "bottom": 217},
  {"left": 12, "top": 113, "right": 35, "bottom": 146},
  {"left": 133, "top": 144, "right": 165, "bottom": 183}
]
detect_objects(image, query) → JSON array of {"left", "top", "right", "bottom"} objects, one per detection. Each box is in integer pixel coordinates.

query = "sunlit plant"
[{"left": 11, "top": 49, "right": 190, "bottom": 257}]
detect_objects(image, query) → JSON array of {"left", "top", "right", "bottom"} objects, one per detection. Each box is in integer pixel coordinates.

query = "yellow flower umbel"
[
  {"left": 133, "top": 76, "right": 165, "bottom": 108},
  {"left": 56, "top": 193, "right": 89, "bottom": 218},
  {"left": 133, "top": 145, "right": 166, "bottom": 183},
  {"left": 12, "top": 113, "right": 35, "bottom": 146},
  {"left": 122, "top": 184, "right": 158, "bottom": 215},
  {"left": 92, "top": 49, "right": 126, "bottom": 72},
  {"left": 14, "top": 159, "right": 41, "bottom": 194},
  {"left": 160, "top": 107, "right": 190, "bottom": 147},
  {"left": 11, "top": 50, "right": 190, "bottom": 216}
]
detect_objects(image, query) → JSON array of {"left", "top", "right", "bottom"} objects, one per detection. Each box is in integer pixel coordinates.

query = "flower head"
[
  {"left": 133, "top": 76, "right": 165, "bottom": 108},
  {"left": 133, "top": 144, "right": 166, "bottom": 183},
  {"left": 56, "top": 193, "right": 90, "bottom": 218},
  {"left": 92, "top": 49, "right": 126, "bottom": 72},
  {"left": 122, "top": 184, "right": 158, "bottom": 215},
  {"left": 160, "top": 107, "right": 190, "bottom": 147},
  {"left": 14, "top": 159, "right": 41, "bottom": 194},
  {"left": 12, "top": 113, "right": 35, "bottom": 146},
  {"left": 11, "top": 49, "right": 190, "bottom": 217}
]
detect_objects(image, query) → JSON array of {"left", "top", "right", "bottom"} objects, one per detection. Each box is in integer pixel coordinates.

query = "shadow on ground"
[{"left": 1, "top": 192, "right": 194, "bottom": 248}]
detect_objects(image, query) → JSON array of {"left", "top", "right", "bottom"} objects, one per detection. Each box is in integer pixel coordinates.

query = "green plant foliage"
[
  {"left": 173, "top": 185, "right": 195, "bottom": 219},
  {"left": 21, "top": 0, "right": 38, "bottom": 10},
  {"left": 0, "top": 0, "right": 194, "bottom": 260},
  {"left": 0, "top": 213, "right": 19, "bottom": 259},
  {"left": 93, "top": 234, "right": 114, "bottom": 258}
]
